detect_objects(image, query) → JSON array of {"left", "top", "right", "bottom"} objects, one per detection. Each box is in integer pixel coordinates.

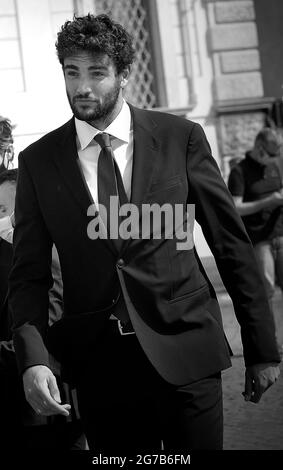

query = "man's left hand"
[{"left": 243, "top": 363, "right": 280, "bottom": 403}]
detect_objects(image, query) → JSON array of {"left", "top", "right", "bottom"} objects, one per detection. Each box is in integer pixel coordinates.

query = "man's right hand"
[{"left": 23, "top": 365, "right": 71, "bottom": 416}]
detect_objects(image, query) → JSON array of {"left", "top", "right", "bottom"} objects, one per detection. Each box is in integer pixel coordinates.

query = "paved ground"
[
  {"left": 222, "top": 356, "right": 283, "bottom": 450},
  {"left": 203, "top": 257, "right": 283, "bottom": 450}
]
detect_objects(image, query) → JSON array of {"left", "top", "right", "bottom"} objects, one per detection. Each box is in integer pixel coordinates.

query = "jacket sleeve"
[
  {"left": 227, "top": 165, "right": 245, "bottom": 197},
  {"left": 186, "top": 123, "right": 280, "bottom": 366},
  {"left": 9, "top": 152, "right": 54, "bottom": 374}
]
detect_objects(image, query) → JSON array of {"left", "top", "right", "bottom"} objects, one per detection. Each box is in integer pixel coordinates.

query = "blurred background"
[{"left": 1, "top": 0, "right": 283, "bottom": 257}]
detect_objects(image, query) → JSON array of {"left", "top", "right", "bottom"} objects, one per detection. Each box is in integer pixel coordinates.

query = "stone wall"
[
  {"left": 219, "top": 111, "right": 266, "bottom": 177},
  {"left": 204, "top": 0, "right": 270, "bottom": 179},
  {"left": 207, "top": 0, "right": 263, "bottom": 101}
]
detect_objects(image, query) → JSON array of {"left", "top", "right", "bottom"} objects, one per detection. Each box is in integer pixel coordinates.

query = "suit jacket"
[
  {"left": 0, "top": 239, "right": 13, "bottom": 316},
  {"left": 9, "top": 106, "right": 280, "bottom": 386},
  {"left": 0, "top": 239, "right": 14, "bottom": 371}
]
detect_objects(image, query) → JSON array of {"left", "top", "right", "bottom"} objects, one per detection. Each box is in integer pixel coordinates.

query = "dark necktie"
[
  {"left": 95, "top": 132, "right": 131, "bottom": 326},
  {"left": 95, "top": 132, "right": 128, "bottom": 251}
]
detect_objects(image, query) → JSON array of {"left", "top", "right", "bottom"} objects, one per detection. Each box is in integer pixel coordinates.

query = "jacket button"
[{"left": 117, "top": 258, "right": 125, "bottom": 268}]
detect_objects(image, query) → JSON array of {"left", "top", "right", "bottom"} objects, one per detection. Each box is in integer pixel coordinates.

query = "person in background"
[
  {"left": 228, "top": 128, "right": 283, "bottom": 355},
  {"left": 0, "top": 167, "right": 86, "bottom": 449},
  {"left": 0, "top": 116, "right": 14, "bottom": 173}
]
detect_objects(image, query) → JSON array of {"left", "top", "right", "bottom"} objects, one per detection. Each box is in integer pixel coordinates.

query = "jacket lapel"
[
  {"left": 54, "top": 118, "right": 93, "bottom": 214},
  {"left": 117, "top": 106, "right": 160, "bottom": 256},
  {"left": 129, "top": 105, "right": 160, "bottom": 206}
]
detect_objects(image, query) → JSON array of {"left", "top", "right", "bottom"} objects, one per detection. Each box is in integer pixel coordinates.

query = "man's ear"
[{"left": 120, "top": 67, "right": 131, "bottom": 89}]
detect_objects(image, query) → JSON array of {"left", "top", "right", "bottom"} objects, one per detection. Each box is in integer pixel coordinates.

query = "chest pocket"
[
  {"left": 147, "top": 176, "right": 187, "bottom": 208},
  {"left": 148, "top": 175, "right": 183, "bottom": 195}
]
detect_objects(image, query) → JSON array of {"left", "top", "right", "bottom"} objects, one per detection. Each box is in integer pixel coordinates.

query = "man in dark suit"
[{"left": 9, "top": 14, "right": 280, "bottom": 451}]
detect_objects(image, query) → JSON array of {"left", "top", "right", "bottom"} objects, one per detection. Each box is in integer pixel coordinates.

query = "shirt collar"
[{"left": 75, "top": 100, "right": 131, "bottom": 151}]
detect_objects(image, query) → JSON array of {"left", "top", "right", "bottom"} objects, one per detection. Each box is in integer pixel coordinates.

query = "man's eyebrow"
[
  {"left": 64, "top": 64, "right": 108, "bottom": 71},
  {"left": 0, "top": 204, "right": 6, "bottom": 210},
  {"left": 64, "top": 64, "right": 78, "bottom": 70},
  {"left": 88, "top": 65, "right": 108, "bottom": 70}
]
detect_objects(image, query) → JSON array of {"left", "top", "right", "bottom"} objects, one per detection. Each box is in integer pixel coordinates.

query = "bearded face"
[{"left": 64, "top": 52, "right": 125, "bottom": 127}]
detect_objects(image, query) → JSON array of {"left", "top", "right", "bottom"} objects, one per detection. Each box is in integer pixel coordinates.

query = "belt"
[
  {"left": 109, "top": 292, "right": 135, "bottom": 335},
  {"left": 109, "top": 317, "right": 135, "bottom": 335}
]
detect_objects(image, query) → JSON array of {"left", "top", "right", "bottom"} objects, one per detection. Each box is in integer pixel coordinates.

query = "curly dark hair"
[{"left": 56, "top": 13, "right": 135, "bottom": 74}]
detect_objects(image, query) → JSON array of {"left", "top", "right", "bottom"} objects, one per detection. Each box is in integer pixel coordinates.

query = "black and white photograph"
[{"left": 0, "top": 0, "right": 282, "bottom": 463}]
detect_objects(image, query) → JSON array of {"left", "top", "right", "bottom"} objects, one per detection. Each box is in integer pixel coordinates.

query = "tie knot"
[{"left": 94, "top": 132, "right": 111, "bottom": 149}]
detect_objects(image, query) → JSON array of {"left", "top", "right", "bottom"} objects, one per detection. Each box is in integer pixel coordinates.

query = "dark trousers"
[{"left": 76, "top": 321, "right": 223, "bottom": 452}]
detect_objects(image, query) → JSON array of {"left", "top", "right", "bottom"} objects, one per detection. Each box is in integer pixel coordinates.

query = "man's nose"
[{"left": 76, "top": 79, "right": 93, "bottom": 95}]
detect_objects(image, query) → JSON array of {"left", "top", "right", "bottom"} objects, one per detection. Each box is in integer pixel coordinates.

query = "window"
[
  {"left": 0, "top": 0, "right": 24, "bottom": 92},
  {"left": 93, "top": 0, "right": 165, "bottom": 108}
]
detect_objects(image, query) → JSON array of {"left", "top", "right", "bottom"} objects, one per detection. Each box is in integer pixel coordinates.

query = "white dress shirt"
[{"left": 75, "top": 100, "right": 133, "bottom": 206}]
